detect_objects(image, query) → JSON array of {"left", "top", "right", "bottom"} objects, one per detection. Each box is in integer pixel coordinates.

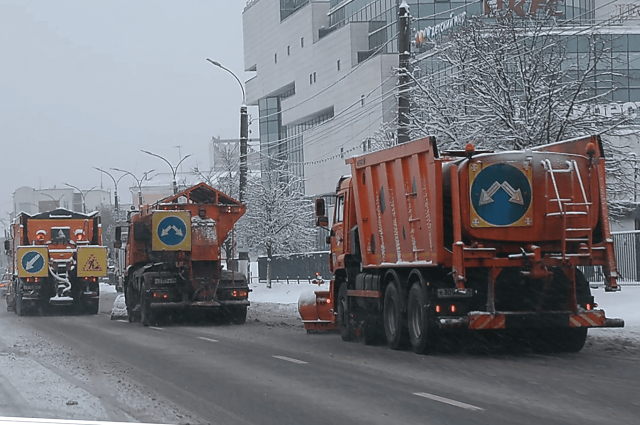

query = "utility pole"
[{"left": 397, "top": 0, "right": 412, "bottom": 145}]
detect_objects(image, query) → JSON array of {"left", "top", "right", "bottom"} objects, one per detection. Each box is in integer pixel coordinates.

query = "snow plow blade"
[{"left": 298, "top": 281, "right": 338, "bottom": 332}]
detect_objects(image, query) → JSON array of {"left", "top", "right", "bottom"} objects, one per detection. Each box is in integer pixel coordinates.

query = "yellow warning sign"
[{"left": 77, "top": 246, "right": 107, "bottom": 277}]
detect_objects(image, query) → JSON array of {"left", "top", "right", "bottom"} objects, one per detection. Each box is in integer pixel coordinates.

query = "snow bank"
[
  {"left": 99, "top": 282, "right": 117, "bottom": 295},
  {"left": 592, "top": 285, "right": 640, "bottom": 326},
  {"left": 249, "top": 280, "right": 329, "bottom": 304},
  {"left": 110, "top": 293, "right": 128, "bottom": 320}
]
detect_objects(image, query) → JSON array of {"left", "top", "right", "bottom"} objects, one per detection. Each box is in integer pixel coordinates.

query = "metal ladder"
[{"left": 542, "top": 159, "right": 593, "bottom": 260}]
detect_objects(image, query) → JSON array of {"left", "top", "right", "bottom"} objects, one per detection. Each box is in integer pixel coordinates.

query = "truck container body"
[
  {"left": 300, "top": 135, "right": 623, "bottom": 353},
  {"left": 121, "top": 183, "right": 249, "bottom": 326},
  {"left": 5, "top": 208, "right": 107, "bottom": 315}
]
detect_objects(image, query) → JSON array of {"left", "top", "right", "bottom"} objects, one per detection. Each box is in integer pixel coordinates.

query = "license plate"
[
  {"left": 437, "top": 288, "right": 473, "bottom": 298},
  {"left": 155, "top": 278, "right": 177, "bottom": 284}
]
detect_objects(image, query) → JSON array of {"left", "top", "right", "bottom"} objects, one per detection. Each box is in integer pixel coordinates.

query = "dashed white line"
[
  {"left": 272, "top": 355, "right": 308, "bottom": 365},
  {"left": 414, "top": 392, "right": 484, "bottom": 411},
  {"left": 198, "top": 337, "right": 218, "bottom": 343},
  {"left": 117, "top": 320, "right": 128, "bottom": 323},
  {"left": 149, "top": 326, "right": 164, "bottom": 331}
]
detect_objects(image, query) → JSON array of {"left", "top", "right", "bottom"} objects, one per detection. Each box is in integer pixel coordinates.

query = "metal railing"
[{"left": 580, "top": 230, "right": 640, "bottom": 285}]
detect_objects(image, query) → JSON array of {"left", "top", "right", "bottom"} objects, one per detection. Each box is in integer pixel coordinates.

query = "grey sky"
[{"left": 0, "top": 0, "right": 254, "bottom": 221}]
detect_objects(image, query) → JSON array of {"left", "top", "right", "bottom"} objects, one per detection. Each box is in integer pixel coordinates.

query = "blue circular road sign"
[
  {"left": 470, "top": 163, "right": 532, "bottom": 226},
  {"left": 157, "top": 215, "right": 188, "bottom": 246},
  {"left": 22, "top": 251, "right": 45, "bottom": 274}
]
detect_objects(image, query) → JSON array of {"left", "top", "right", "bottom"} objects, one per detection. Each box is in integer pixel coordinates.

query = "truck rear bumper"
[
  {"left": 438, "top": 310, "right": 624, "bottom": 330},
  {"left": 150, "top": 300, "right": 250, "bottom": 309}
]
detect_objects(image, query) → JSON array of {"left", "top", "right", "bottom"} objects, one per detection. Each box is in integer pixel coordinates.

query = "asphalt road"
[{"left": 1, "top": 290, "right": 638, "bottom": 425}]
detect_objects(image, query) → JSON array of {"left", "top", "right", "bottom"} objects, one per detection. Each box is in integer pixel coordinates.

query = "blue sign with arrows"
[
  {"left": 157, "top": 215, "right": 188, "bottom": 246},
  {"left": 470, "top": 163, "right": 532, "bottom": 226},
  {"left": 21, "top": 251, "right": 45, "bottom": 274}
]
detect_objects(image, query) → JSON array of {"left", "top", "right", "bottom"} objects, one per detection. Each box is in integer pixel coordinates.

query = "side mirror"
[
  {"left": 316, "top": 216, "right": 329, "bottom": 227},
  {"left": 315, "top": 198, "right": 325, "bottom": 217},
  {"left": 114, "top": 227, "right": 122, "bottom": 248},
  {"left": 3, "top": 240, "right": 10, "bottom": 251}
]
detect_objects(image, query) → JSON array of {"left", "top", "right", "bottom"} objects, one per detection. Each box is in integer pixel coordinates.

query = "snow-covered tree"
[
  {"left": 241, "top": 165, "right": 316, "bottom": 287},
  {"left": 404, "top": 11, "right": 637, "bottom": 212}
]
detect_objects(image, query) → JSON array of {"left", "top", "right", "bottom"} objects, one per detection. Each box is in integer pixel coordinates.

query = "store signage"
[
  {"left": 484, "top": 0, "right": 563, "bottom": 17},
  {"left": 415, "top": 12, "right": 467, "bottom": 44}
]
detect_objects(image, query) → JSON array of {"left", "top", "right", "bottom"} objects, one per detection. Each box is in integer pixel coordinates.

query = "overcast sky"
[{"left": 0, "top": 0, "right": 255, "bottom": 224}]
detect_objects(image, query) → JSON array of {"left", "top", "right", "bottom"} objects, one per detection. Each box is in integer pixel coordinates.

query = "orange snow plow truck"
[
  {"left": 299, "top": 135, "right": 624, "bottom": 353},
  {"left": 118, "top": 183, "right": 249, "bottom": 326},
  {"left": 5, "top": 209, "right": 107, "bottom": 315}
]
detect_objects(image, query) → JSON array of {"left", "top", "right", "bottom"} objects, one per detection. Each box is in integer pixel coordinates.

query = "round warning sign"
[
  {"left": 21, "top": 251, "right": 45, "bottom": 274},
  {"left": 157, "top": 215, "right": 188, "bottom": 246},
  {"left": 470, "top": 163, "right": 532, "bottom": 226}
]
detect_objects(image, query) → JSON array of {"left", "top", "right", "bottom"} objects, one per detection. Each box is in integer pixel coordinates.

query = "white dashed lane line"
[
  {"left": 117, "top": 320, "right": 128, "bottom": 323},
  {"left": 414, "top": 392, "right": 484, "bottom": 411},
  {"left": 198, "top": 337, "right": 219, "bottom": 343},
  {"left": 149, "top": 327, "right": 165, "bottom": 331},
  {"left": 272, "top": 355, "right": 308, "bottom": 364}
]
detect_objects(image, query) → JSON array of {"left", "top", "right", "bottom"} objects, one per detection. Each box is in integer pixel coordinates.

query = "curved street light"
[
  {"left": 93, "top": 167, "right": 127, "bottom": 214},
  {"left": 206, "top": 58, "right": 248, "bottom": 202},
  {"left": 111, "top": 168, "right": 155, "bottom": 207},
  {"left": 63, "top": 183, "right": 96, "bottom": 214},
  {"left": 40, "top": 192, "right": 65, "bottom": 209},
  {"left": 140, "top": 150, "right": 191, "bottom": 195}
]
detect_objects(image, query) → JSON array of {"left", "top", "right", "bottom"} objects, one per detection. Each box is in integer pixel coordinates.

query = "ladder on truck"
[{"left": 542, "top": 159, "right": 594, "bottom": 261}]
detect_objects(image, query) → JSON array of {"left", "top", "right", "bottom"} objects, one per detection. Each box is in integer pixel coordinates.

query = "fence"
[
  {"left": 580, "top": 230, "right": 640, "bottom": 285},
  {"left": 258, "top": 251, "right": 331, "bottom": 283}
]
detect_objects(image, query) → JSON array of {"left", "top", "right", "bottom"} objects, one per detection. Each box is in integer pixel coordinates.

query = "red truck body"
[{"left": 300, "top": 135, "right": 623, "bottom": 353}]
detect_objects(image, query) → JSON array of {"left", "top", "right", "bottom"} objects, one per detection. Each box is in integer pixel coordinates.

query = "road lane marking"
[
  {"left": 414, "top": 392, "right": 484, "bottom": 411},
  {"left": 198, "top": 337, "right": 218, "bottom": 343},
  {"left": 149, "top": 327, "right": 164, "bottom": 331},
  {"left": 117, "top": 320, "right": 128, "bottom": 323},
  {"left": 273, "top": 355, "right": 307, "bottom": 364}
]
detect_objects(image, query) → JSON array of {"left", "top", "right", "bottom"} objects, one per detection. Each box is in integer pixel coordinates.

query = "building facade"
[{"left": 243, "top": 0, "right": 640, "bottom": 203}]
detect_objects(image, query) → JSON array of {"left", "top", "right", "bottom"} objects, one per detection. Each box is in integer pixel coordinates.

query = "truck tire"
[
  {"left": 337, "top": 282, "right": 353, "bottom": 342},
  {"left": 407, "top": 282, "right": 437, "bottom": 354},
  {"left": 6, "top": 294, "right": 15, "bottom": 313},
  {"left": 384, "top": 282, "right": 408, "bottom": 350},
  {"left": 140, "top": 284, "right": 153, "bottom": 327},
  {"left": 16, "top": 292, "right": 24, "bottom": 317},
  {"left": 126, "top": 283, "right": 140, "bottom": 323},
  {"left": 531, "top": 327, "right": 588, "bottom": 353},
  {"left": 229, "top": 306, "right": 248, "bottom": 325},
  {"left": 86, "top": 299, "right": 99, "bottom": 315}
]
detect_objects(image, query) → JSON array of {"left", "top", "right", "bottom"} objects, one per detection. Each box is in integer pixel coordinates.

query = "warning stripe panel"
[
  {"left": 569, "top": 311, "right": 606, "bottom": 328},
  {"left": 469, "top": 314, "right": 506, "bottom": 330}
]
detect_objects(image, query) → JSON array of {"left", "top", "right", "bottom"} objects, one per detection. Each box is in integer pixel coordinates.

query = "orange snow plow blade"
[{"left": 298, "top": 280, "right": 338, "bottom": 331}]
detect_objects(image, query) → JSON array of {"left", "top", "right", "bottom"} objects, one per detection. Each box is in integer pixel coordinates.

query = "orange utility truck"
[
  {"left": 5, "top": 209, "right": 107, "bottom": 315},
  {"left": 118, "top": 183, "right": 249, "bottom": 326},
  {"left": 300, "top": 135, "right": 624, "bottom": 353}
]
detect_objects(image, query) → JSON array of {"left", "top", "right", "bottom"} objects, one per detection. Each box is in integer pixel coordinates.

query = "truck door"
[{"left": 331, "top": 194, "right": 346, "bottom": 270}]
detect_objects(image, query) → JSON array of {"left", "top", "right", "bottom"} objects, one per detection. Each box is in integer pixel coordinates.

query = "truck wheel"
[
  {"left": 86, "top": 299, "right": 99, "bottom": 315},
  {"left": 126, "top": 284, "right": 139, "bottom": 322},
  {"left": 6, "top": 295, "right": 15, "bottom": 313},
  {"left": 384, "top": 282, "right": 408, "bottom": 350},
  {"left": 140, "top": 286, "right": 153, "bottom": 327},
  {"left": 407, "top": 283, "right": 437, "bottom": 354},
  {"left": 532, "top": 328, "right": 588, "bottom": 353},
  {"left": 16, "top": 293, "right": 24, "bottom": 317},
  {"left": 229, "top": 306, "right": 248, "bottom": 325},
  {"left": 337, "top": 282, "right": 353, "bottom": 342}
]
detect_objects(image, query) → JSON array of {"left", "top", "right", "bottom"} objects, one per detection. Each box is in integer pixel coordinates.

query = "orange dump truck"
[
  {"left": 300, "top": 135, "right": 624, "bottom": 353},
  {"left": 5, "top": 208, "right": 107, "bottom": 315},
  {"left": 118, "top": 183, "right": 249, "bottom": 326}
]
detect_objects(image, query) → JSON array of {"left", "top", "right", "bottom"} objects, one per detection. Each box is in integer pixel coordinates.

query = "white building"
[{"left": 243, "top": 0, "right": 397, "bottom": 198}]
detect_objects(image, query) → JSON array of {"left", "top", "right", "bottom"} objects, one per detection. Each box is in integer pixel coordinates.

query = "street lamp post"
[
  {"left": 63, "top": 183, "right": 96, "bottom": 214},
  {"left": 93, "top": 167, "right": 127, "bottom": 215},
  {"left": 111, "top": 168, "right": 155, "bottom": 207},
  {"left": 140, "top": 150, "right": 191, "bottom": 195},
  {"left": 206, "top": 58, "right": 248, "bottom": 202},
  {"left": 40, "top": 193, "right": 65, "bottom": 209}
]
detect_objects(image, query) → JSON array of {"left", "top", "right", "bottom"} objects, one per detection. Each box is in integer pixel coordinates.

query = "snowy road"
[{"left": 0, "top": 287, "right": 638, "bottom": 424}]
